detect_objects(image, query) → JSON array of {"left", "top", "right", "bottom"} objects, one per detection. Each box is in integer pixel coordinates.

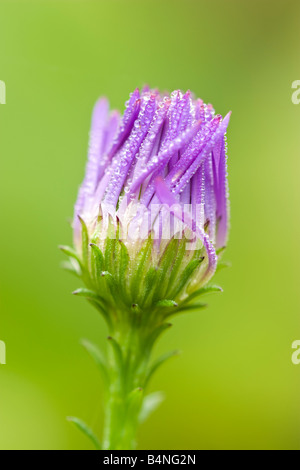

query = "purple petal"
[
  {"left": 73, "top": 97, "right": 109, "bottom": 238},
  {"left": 125, "top": 98, "right": 170, "bottom": 204},
  {"left": 203, "top": 153, "right": 217, "bottom": 242},
  {"left": 102, "top": 110, "right": 120, "bottom": 156},
  {"left": 155, "top": 176, "right": 217, "bottom": 285},
  {"left": 191, "top": 164, "right": 205, "bottom": 231},
  {"left": 129, "top": 120, "right": 202, "bottom": 206},
  {"left": 170, "top": 112, "right": 231, "bottom": 196},
  {"left": 107, "top": 88, "right": 140, "bottom": 159},
  {"left": 103, "top": 93, "right": 157, "bottom": 207},
  {"left": 213, "top": 135, "right": 230, "bottom": 248}
]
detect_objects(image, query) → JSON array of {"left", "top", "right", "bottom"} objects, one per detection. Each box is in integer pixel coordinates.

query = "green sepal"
[
  {"left": 170, "top": 256, "right": 205, "bottom": 299},
  {"left": 155, "top": 299, "right": 178, "bottom": 308},
  {"left": 67, "top": 416, "right": 101, "bottom": 450},
  {"left": 107, "top": 336, "right": 124, "bottom": 369},
  {"left": 78, "top": 216, "right": 89, "bottom": 267},
  {"left": 101, "top": 271, "right": 121, "bottom": 307},
  {"left": 142, "top": 267, "right": 158, "bottom": 306},
  {"left": 139, "top": 391, "right": 165, "bottom": 424},
  {"left": 81, "top": 338, "right": 109, "bottom": 385},
  {"left": 59, "top": 245, "right": 82, "bottom": 266},
  {"left": 216, "top": 246, "right": 226, "bottom": 256},
  {"left": 216, "top": 261, "right": 231, "bottom": 272},
  {"left": 165, "top": 238, "right": 186, "bottom": 295},
  {"left": 118, "top": 240, "right": 129, "bottom": 288},
  {"left": 72, "top": 288, "right": 112, "bottom": 328},
  {"left": 60, "top": 260, "right": 81, "bottom": 277},
  {"left": 104, "top": 218, "right": 117, "bottom": 275},
  {"left": 145, "top": 323, "right": 172, "bottom": 352},
  {"left": 87, "top": 299, "right": 113, "bottom": 330},
  {"left": 130, "top": 235, "right": 153, "bottom": 302},
  {"left": 152, "top": 238, "right": 179, "bottom": 302},
  {"left": 90, "top": 244, "right": 105, "bottom": 280},
  {"left": 144, "top": 350, "right": 180, "bottom": 388},
  {"left": 173, "top": 303, "right": 208, "bottom": 315},
  {"left": 72, "top": 287, "right": 99, "bottom": 299},
  {"left": 182, "top": 285, "right": 222, "bottom": 305}
]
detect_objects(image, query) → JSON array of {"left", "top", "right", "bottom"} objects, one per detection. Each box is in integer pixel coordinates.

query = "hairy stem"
[{"left": 102, "top": 322, "right": 151, "bottom": 450}]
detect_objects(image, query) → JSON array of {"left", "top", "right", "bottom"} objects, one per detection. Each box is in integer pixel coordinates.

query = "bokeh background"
[{"left": 0, "top": 0, "right": 299, "bottom": 450}]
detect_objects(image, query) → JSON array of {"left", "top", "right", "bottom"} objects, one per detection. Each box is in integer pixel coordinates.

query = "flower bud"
[{"left": 66, "top": 88, "right": 230, "bottom": 319}]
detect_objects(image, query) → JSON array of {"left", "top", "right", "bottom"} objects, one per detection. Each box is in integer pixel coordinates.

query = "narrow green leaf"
[
  {"left": 67, "top": 416, "right": 101, "bottom": 450},
  {"left": 216, "top": 246, "right": 226, "bottom": 256},
  {"left": 90, "top": 243, "right": 104, "bottom": 280},
  {"left": 72, "top": 288, "right": 99, "bottom": 300},
  {"left": 59, "top": 245, "right": 82, "bottom": 266},
  {"left": 142, "top": 267, "right": 158, "bottom": 306},
  {"left": 87, "top": 299, "right": 113, "bottom": 330},
  {"left": 118, "top": 240, "right": 130, "bottom": 300},
  {"left": 81, "top": 339, "right": 109, "bottom": 384},
  {"left": 165, "top": 237, "right": 186, "bottom": 294},
  {"left": 139, "top": 392, "right": 165, "bottom": 423},
  {"left": 101, "top": 271, "right": 119, "bottom": 302},
  {"left": 172, "top": 303, "right": 208, "bottom": 315},
  {"left": 153, "top": 238, "right": 179, "bottom": 301},
  {"left": 155, "top": 299, "right": 178, "bottom": 308},
  {"left": 104, "top": 239, "right": 115, "bottom": 274},
  {"left": 182, "top": 285, "right": 223, "bottom": 305},
  {"left": 118, "top": 240, "right": 129, "bottom": 279},
  {"left": 130, "top": 236, "right": 153, "bottom": 300},
  {"left": 104, "top": 217, "right": 117, "bottom": 274},
  {"left": 170, "top": 257, "right": 205, "bottom": 300},
  {"left": 72, "top": 288, "right": 112, "bottom": 327},
  {"left": 146, "top": 323, "right": 172, "bottom": 351},
  {"left": 107, "top": 336, "right": 123, "bottom": 369},
  {"left": 78, "top": 216, "right": 89, "bottom": 267},
  {"left": 60, "top": 261, "right": 81, "bottom": 277},
  {"left": 216, "top": 261, "right": 231, "bottom": 272},
  {"left": 144, "top": 350, "right": 180, "bottom": 388}
]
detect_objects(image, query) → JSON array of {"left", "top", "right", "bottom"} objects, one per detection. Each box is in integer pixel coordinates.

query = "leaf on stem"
[
  {"left": 60, "top": 261, "right": 81, "bottom": 277},
  {"left": 90, "top": 243, "right": 105, "bottom": 279},
  {"left": 152, "top": 238, "right": 179, "bottom": 301},
  {"left": 172, "top": 303, "right": 208, "bottom": 315},
  {"left": 72, "top": 289, "right": 112, "bottom": 329},
  {"left": 81, "top": 339, "right": 109, "bottom": 384},
  {"left": 139, "top": 391, "right": 165, "bottom": 423},
  {"left": 170, "top": 257, "right": 205, "bottom": 299},
  {"left": 181, "top": 285, "right": 222, "bottom": 306},
  {"left": 144, "top": 350, "right": 180, "bottom": 388},
  {"left": 78, "top": 216, "right": 89, "bottom": 267},
  {"left": 67, "top": 416, "right": 101, "bottom": 450},
  {"left": 216, "top": 261, "right": 231, "bottom": 272},
  {"left": 107, "top": 336, "right": 124, "bottom": 369},
  {"left": 72, "top": 287, "right": 99, "bottom": 299},
  {"left": 130, "top": 235, "right": 153, "bottom": 300},
  {"left": 155, "top": 299, "right": 178, "bottom": 308},
  {"left": 59, "top": 245, "right": 82, "bottom": 267},
  {"left": 146, "top": 323, "right": 173, "bottom": 351}
]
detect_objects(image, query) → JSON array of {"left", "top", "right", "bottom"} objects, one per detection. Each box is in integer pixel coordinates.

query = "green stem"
[{"left": 102, "top": 322, "right": 151, "bottom": 450}]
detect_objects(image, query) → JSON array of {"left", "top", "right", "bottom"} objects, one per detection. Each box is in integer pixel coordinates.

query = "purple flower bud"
[{"left": 72, "top": 87, "right": 230, "bottom": 307}]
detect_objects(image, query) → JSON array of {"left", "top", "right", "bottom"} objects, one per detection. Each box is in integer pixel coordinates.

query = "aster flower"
[{"left": 61, "top": 87, "right": 231, "bottom": 450}]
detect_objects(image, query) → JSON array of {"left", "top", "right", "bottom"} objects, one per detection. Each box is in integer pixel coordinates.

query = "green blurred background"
[{"left": 0, "top": 0, "right": 299, "bottom": 450}]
